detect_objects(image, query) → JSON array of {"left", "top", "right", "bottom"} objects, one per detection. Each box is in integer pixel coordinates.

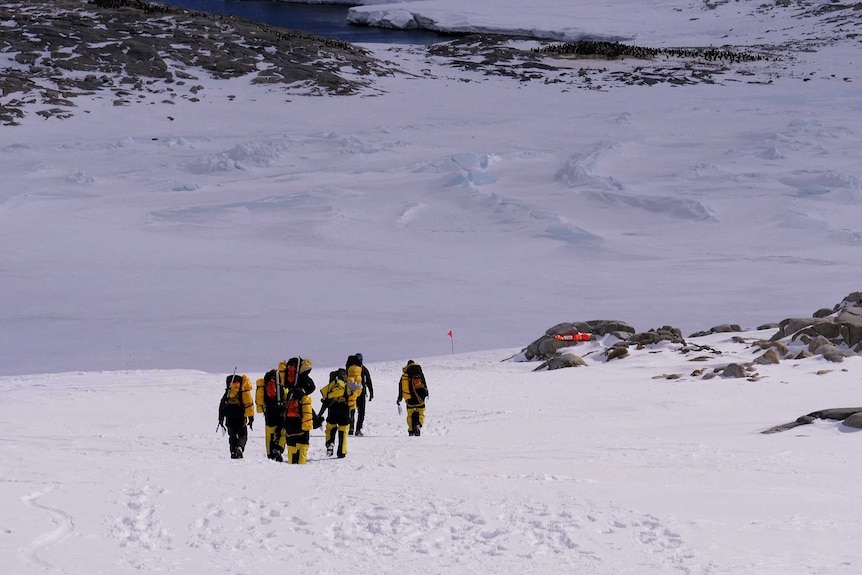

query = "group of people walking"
[{"left": 217, "top": 355, "right": 428, "bottom": 462}]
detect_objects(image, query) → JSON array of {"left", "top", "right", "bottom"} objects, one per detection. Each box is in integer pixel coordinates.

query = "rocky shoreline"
[
  {"left": 3, "top": 0, "right": 858, "bottom": 125},
  {"left": 0, "top": 0, "right": 394, "bottom": 125}
]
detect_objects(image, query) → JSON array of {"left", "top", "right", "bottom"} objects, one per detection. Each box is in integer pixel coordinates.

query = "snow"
[
  {"left": 4, "top": 336, "right": 862, "bottom": 573},
  {"left": 2, "top": 1, "right": 860, "bottom": 375},
  {"left": 2, "top": 0, "right": 862, "bottom": 570}
]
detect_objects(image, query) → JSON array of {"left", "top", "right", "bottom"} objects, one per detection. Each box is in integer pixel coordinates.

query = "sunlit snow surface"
[{"left": 2, "top": 1, "right": 862, "bottom": 572}]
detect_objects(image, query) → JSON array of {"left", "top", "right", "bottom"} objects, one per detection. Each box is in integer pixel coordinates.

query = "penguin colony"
[{"left": 533, "top": 40, "right": 772, "bottom": 64}]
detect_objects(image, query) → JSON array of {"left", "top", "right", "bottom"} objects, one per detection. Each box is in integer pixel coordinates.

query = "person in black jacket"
[
  {"left": 352, "top": 353, "right": 374, "bottom": 436},
  {"left": 281, "top": 358, "right": 315, "bottom": 464},
  {"left": 396, "top": 360, "right": 428, "bottom": 436},
  {"left": 218, "top": 374, "right": 254, "bottom": 458},
  {"left": 320, "top": 368, "right": 358, "bottom": 458}
]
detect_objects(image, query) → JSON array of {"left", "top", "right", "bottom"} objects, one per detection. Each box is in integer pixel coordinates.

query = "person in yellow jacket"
[
  {"left": 397, "top": 360, "right": 428, "bottom": 437},
  {"left": 319, "top": 367, "right": 359, "bottom": 458},
  {"left": 345, "top": 354, "right": 363, "bottom": 435},
  {"left": 281, "top": 358, "right": 315, "bottom": 464},
  {"left": 218, "top": 374, "right": 254, "bottom": 459},
  {"left": 256, "top": 369, "right": 286, "bottom": 461}
]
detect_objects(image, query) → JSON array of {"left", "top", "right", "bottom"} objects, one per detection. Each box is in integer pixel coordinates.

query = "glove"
[
  {"left": 248, "top": 416, "right": 254, "bottom": 430},
  {"left": 369, "top": 394, "right": 374, "bottom": 401}
]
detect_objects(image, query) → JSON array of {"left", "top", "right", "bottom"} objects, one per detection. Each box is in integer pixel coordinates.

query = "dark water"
[{"left": 157, "top": 0, "right": 450, "bottom": 44}]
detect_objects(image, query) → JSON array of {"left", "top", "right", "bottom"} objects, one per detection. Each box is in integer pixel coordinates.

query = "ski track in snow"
[{"left": 19, "top": 486, "right": 75, "bottom": 571}]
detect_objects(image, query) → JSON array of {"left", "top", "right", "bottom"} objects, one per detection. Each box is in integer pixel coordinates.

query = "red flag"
[{"left": 447, "top": 330, "right": 453, "bottom": 337}]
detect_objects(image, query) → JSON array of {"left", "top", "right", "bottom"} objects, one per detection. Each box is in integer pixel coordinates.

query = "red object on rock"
[{"left": 553, "top": 332, "right": 591, "bottom": 342}]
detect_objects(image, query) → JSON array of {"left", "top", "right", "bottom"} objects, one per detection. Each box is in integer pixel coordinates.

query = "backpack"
[
  {"left": 285, "top": 396, "right": 301, "bottom": 419},
  {"left": 410, "top": 373, "right": 424, "bottom": 390},
  {"left": 346, "top": 355, "right": 363, "bottom": 393},
  {"left": 222, "top": 374, "right": 244, "bottom": 417},
  {"left": 263, "top": 369, "right": 282, "bottom": 408},
  {"left": 280, "top": 357, "right": 301, "bottom": 388},
  {"left": 326, "top": 370, "right": 349, "bottom": 403},
  {"left": 405, "top": 363, "right": 428, "bottom": 398},
  {"left": 406, "top": 363, "right": 423, "bottom": 386}
]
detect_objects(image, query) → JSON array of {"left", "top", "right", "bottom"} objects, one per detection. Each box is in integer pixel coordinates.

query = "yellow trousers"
[
  {"left": 286, "top": 443, "right": 309, "bottom": 464},
  {"left": 265, "top": 425, "right": 286, "bottom": 457},
  {"left": 407, "top": 406, "right": 425, "bottom": 433},
  {"left": 325, "top": 422, "right": 350, "bottom": 458}
]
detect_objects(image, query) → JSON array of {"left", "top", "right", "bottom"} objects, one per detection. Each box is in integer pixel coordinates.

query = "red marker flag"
[
  {"left": 447, "top": 330, "right": 453, "bottom": 337},
  {"left": 448, "top": 330, "right": 454, "bottom": 354}
]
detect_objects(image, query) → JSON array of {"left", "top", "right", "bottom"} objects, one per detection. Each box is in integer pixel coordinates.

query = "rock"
[
  {"left": 813, "top": 307, "right": 835, "bottom": 318},
  {"left": 689, "top": 323, "right": 742, "bottom": 337},
  {"left": 842, "top": 412, "right": 862, "bottom": 429},
  {"left": 604, "top": 345, "right": 629, "bottom": 361},
  {"left": 533, "top": 353, "right": 587, "bottom": 371},
  {"left": 0, "top": 0, "right": 391, "bottom": 124},
  {"left": 521, "top": 319, "right": 635, "bottom": 360},
  {"left": 762, "top": 407, "right": 862, "bottom": 434},
  {"left": 755, "top": 340, "right": 788, "bottom": 356},
  {"left": 753, "top": 348, "right": 781, "bottom": 365},
  {"left": 628, "top": 325, "right": 685, "bottom": 345},
  {"left": 721, "top": 363, "right": 748, "bottom": 378}
]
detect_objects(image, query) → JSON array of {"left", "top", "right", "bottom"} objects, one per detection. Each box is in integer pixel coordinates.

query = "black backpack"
[
  {"left": 262, "top": 369, "right": 283, "bottom": 409},
  {"left": 279, "top": 357, "right": 301, "bottom": 388},
  {"left": 220, "top": 374, "right": 245, "bottom": 418},
  {"left": 405, "top": 363, "right": 428, "bottom": 399}
]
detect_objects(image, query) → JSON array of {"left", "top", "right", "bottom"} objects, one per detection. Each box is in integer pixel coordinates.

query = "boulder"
[
  {"left": 753, "top": 348, "right": 780, "bottom": 365},
  {"left": 533, "top": 353, "right": 587, "bottom": 371},
  {"left": 604, "top": 345, "right": 629, "bottom": 361},
  {"left": 842, "top": 412, "right": 862, "bottom": 429},
  {"left": 721, "top": 363, "right": 748, "bottom": 378},
  {"left": 521, "top": 320, "right": 635, "bottom": 360},
  {"left": 629, "top": 325, "right": 685, "bottom": 346}
]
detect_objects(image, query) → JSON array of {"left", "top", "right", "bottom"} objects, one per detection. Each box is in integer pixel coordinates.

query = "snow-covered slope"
[{"left": 3, "top": 334, "right": 862, "bottom": 574}]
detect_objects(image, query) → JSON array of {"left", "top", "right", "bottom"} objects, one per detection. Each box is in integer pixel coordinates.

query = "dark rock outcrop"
[
  {"left": 0, "top": 0, "right": 394, "bottom": 124},
  {"left": 769, "top": 291, "right": 862, "bottom": 357},
  {"left": 520, "top": 320, "right": 636, "bottom": 360},
  {"left": 688, "top": 324, "right": 743, "bottom": 337},
  {"left": 762, "top": 407, "right": 862, "bottom": 434}
]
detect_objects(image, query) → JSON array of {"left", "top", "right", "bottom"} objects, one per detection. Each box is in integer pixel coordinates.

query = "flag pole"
[{"left": 448, "top": 330, "right": 454, "bottom": 354}]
